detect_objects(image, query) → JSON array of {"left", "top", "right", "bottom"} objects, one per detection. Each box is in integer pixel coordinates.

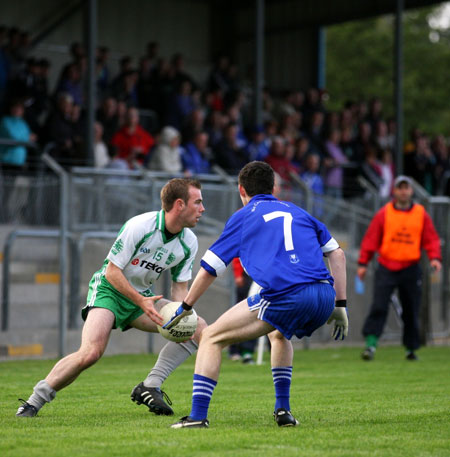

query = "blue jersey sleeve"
[{"left": 200, "top": 210, "right": 244, "bottom": 276}]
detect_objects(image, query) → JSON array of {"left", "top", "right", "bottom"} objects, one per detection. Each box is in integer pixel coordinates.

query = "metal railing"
[{"left": 1, "top": 152, "right": 449, "bottom": 354}]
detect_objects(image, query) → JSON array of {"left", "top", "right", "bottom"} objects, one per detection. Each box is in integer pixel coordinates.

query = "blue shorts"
[{"left": 247, "top": 282, "right": 336, "bottom": 340}]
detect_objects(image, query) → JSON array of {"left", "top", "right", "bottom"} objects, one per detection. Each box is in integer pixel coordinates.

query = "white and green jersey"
[{"left": 97, "top": 210, "right": 198, "bottom": 296}]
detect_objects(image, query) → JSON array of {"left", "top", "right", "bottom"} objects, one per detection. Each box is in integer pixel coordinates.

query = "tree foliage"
[{"left": 326, "top": 5, "right": 450, "bottom": 136}]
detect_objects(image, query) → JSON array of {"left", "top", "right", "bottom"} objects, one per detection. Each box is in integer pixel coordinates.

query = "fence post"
[{"left": 42, "top": 153, "right": 69, "bottom": 357}]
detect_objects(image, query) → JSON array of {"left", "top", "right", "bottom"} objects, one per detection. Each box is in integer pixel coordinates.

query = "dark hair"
[
  {"left": 238, "top": 161, "right": 274, "bottom": 197},
  {"left": 160, "top": 178, "right": 201, "bottom": 211}
]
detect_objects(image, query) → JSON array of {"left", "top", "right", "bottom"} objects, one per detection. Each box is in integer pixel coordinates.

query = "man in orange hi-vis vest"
[{"left": 357, "top": 175, "right": 442, "bottom": 361}]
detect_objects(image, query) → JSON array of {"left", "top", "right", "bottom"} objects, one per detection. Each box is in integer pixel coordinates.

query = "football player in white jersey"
[{"left": 16, "top": 178, "right": 207, "bottom": 417}]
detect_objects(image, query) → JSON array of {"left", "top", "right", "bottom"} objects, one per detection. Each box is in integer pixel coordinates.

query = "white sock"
[
  {"left": 26, "top": 380, "right": 56, "bottom": 411},
  {"left": 143, "top": 340, "right": 198, "bottom": 388}
]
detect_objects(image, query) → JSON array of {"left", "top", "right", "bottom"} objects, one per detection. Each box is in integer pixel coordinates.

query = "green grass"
[{"left": 1, "top": 346, "right": 449, "bottom": 457}]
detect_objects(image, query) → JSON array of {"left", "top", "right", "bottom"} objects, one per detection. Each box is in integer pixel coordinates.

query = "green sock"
[{"left": 366, "top": 335, "right": 378, "bottom": 349}]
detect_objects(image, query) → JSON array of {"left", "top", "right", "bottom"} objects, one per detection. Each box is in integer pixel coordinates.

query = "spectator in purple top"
[
  {"left": 323, "top": 128, "right": 348, "bottom": 198},
  {"left": 56, "top": 62, "right": 83, "bottom": 107}
]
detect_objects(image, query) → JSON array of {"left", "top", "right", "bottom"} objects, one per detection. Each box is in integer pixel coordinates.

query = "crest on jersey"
[{"left": 289, "top": 253, "right": 299, "bottom": 264}]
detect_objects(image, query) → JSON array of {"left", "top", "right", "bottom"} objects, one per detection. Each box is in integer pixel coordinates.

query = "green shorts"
[{"left": 82, "top": 274, "right": 153, "bottom": 331}]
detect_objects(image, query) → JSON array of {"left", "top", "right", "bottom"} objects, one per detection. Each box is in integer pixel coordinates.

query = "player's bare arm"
[
  {"left": 105, "top": 261, "right": 164, "bottom": 325},
  {"left": 171, "top": 281, "right": 189, "bottom": 302},
  {"left": 183, "top": 267, "right": 216, "bottom": 306},
  {"left": 326, "top": 247, "right": 347, "bottom": 300}
]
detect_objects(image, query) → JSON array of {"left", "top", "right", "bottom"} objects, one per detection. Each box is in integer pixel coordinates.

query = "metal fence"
[{"left": 1, "top": 153, "right": 449, "bottom": 356}]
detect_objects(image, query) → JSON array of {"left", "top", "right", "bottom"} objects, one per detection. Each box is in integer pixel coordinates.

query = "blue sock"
[
  {"left": 272, "top": 366, "right": 292, "bottom": 411},
  {"left": 189, "top": 374, "right": 217, "bottom": 420}
]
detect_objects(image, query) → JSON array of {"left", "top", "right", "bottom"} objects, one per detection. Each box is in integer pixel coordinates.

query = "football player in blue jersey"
[{"left": 167, "top": 161, "right": 348, "bottom": 428}]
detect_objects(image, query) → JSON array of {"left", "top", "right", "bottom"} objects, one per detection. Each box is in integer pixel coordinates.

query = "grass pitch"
[{"left": 1, "top": 346, "right": 449, "bottom": 457}]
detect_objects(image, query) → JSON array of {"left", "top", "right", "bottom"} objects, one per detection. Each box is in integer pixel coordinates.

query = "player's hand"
[
  {"left": 162, "top": 301, "right": 193, "bottom": 330},
  {"left": 139, "top": 295, "right": 164, "bottom": 326},
  {"left": 327, "top": 307, "right": 348, "bottom": 341}
]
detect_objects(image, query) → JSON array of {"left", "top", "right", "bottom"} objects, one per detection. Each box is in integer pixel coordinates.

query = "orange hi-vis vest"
[{"left": 379, "top": 202, "right": 425, "bottom": 262}]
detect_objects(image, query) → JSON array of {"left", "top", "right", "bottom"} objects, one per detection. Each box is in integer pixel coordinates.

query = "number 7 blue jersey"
[{"left": 200, "top": 194, "right": 339, "bottom": 301}]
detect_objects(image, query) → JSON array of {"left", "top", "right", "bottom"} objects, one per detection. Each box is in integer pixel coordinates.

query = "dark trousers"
[{"left": 362, "top": 263, "right": 422, "bottom": 351}]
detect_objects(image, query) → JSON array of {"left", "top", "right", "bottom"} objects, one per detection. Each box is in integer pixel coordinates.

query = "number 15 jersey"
[{"left": 200, "top": 194, "right": 339, "bottom": 301}]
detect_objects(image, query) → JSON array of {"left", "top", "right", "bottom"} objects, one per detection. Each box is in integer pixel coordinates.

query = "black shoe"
[
  {"left": 273, "top": 408, "right": 299, "bottom": 427},
  {"left": 406, "top": 351, "right": 418, "bottom": 361},
  {"left": 16, "top": 399, "right": 38, "bottom": 417},
  {"left": 361, "top": 347, "right": 375, "bottom": 361},
  {"left": 171, "top": 416, "right": 209, "bottom": 429},
  {"left": 131, "top": 383, "right": 174, "bottom": 415}
]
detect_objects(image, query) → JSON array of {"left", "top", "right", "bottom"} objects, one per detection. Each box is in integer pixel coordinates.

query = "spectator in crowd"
[
  {"left": 93, "top": 121, "right": 110, "bottom": 168},
  {"left": 96, "top": 96, "right": 119, "bottom": 145},
  {"left": 386, "top": 118, "right": 397, "bottom": 151},
  {"left": 43, "top": 92, "right": 83, "bottom": 167},
  {"left": 0, "top": 98, "right": 35, "bottom": 164},
  {"left": 301, "top": 152, "right": 324, "bottom": 219},
  {"left": 213, "top": 122, "right": 248, "bottom": 175},
  {"left": 378, "top": 148, "right": 395, "bottom": 200},
  {"left": 180, "top": 108, "right": 205, "bottom": 144},
  {"left": 264, "top": 136, "right": 298, "bottom": 183},
  {"left": 111, "top": 106, "right": 154, "bottom": 168},
  {"left": 431, "top": 135, "right": 449, "bottom": 193},
  {"left": 290, "top": 135, "right": 310, "bottom": 171},
  {"left": 113, "top": 69, "right": 139, "bottom": 107},
  {"left": 170, "top": 52, "right": 196, "bottom": 92},
  {"left": 96, "top": 46, "right": 110, "bottom": 98},
  {"left": 204, "top": 110, "right": 225, "bottom": 149},
  {"left": 305, "top": 110, "right": 326, "bottom": 157},
  {"left": 111, "top": 55, "right": 133, "bottom": 98},
  {"left": 351, "top": 121, "right": 373, "bottom": 165},
  {"left": 360, "top": 143, "right": 383, "bottom": 191},
  {"left": 374, "top": 119, "right": 391, "bottom": 151},
  {"left": 302, "top": 87, "right": 324, "bottom": 127},
  {"left": 357, "top": 175, "right": 442, "bottom": 361},
  {"left": 404, "top": 134, "right": 436, "bottom": 194},
  {"left": 365, "top": 97, "right": 383, "bottom": 131},
  {"left": 181, "top": 131, "right": 212, "bottom": 175},
  {"left": 245, "top": 125, "right": 269, "bottom": 161},
  {"left": 0, "top": 98, "right": 36, "bottom": 220},
  {"left": 148, "top": 57, "right": 174, "bottom": 122},
  {"left": 301, "top": 153, "right": 324, "bottom": 196},
  {"left": 144, "top": 41, "right": 159, "bottom": 68},
  {"left": 148, "top": 125, "right": 182, "bottom": 173},
  {"left": 340, "top": 106, "right": 356, "bottom": 134},
  {"left": 55, "top": 62, "right": 83, "bottom": 107},
  {"left": 166, "top": 80, "right": 195, "bottom": 130},
  {"left": 207, "top": 55, "right": 231, "bottom": 93},
  {"left": 137, "top": 56, "right": 155, "bottom": 110},
  {"left": 340, "top": 126, "right": 356, "bottom": 162},
  {"left": 223, "top": 102, "right": 247, "bottom": 148},
  {"left": 323, "top": 128, "right": 348, "bottom": 198}
]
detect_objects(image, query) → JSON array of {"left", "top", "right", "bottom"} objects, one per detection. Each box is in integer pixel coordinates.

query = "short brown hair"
[
  {"left": 160, "top": 178, "right": 201, "bottom": 211},
  {"left": 238, "top": 161, "right": 274, "bottom": 197}
]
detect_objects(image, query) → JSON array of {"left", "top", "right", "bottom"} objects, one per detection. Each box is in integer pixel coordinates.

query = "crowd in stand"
[{"left": 1, "top": 25, "right": 450, "bottom": 198}]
